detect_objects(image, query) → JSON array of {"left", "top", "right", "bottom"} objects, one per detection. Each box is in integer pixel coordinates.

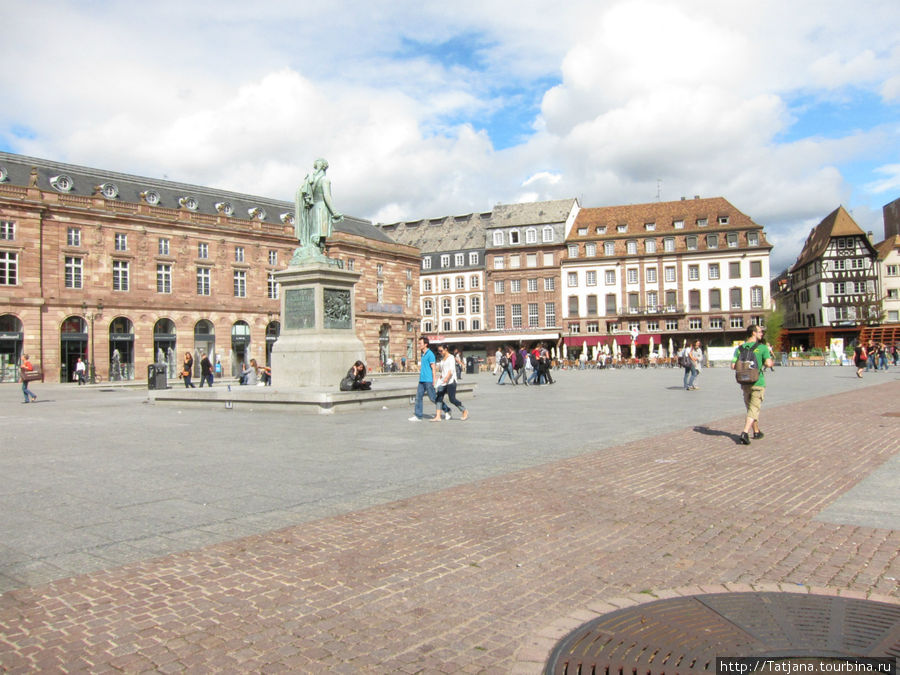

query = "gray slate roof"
[
  {"left": 378, "top": 212, "right": 492, "bottom": 253},
  {"left": 0, "top": 151, "right": 394, "bottom": 245},
  {"left": 489, "top": 198, "right": 578, "bottom": 227}
]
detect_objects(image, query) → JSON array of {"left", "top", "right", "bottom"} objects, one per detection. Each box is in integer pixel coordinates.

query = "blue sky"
[{"left": 1, "top": 0, "right": 899, "bottom": 273}]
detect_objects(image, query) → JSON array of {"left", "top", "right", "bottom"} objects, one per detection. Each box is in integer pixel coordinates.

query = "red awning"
[
  {"left": 562, "top": 336, "right": 609, "bottom": 347},
  {"left": 635, "top": 334, "right": 661, "bottom": 345}
]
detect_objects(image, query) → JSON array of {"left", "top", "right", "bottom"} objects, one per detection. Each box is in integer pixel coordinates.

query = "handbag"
[{"left": 22, "top": 368, "right": 42, "bottom": 382}]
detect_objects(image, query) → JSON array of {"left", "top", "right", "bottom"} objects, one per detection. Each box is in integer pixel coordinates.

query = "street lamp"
[{"left": 81, "top": 300, "right": 103, "bottom": 384}]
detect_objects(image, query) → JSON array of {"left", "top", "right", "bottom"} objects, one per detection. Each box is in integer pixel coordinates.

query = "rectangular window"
[
  {"left": 234, "top": 270, "right": 247, "bottom": 297},
  {"left": 543, "top": 252, "right": 554, "bottom": 266},
  {"left": 646, "top": 267, "right": 657, "bottom": 283},
  {"left": 568, "top": 296, "right": 579, "bottom": 317},
  {"left": 526, "top": 229, "right": 537, "bottom": 244},
  {"left": 709, "top": 318, "right": 723, "bottom": 329},
  {"left": 511, "top": 303, "right": 522, "bottom": 328},
  {"left": 0, "top": 252, "right": 16, "bottom": 285},
  {"left": 457, "top": 297, "right": 466, "bottom": 314},
  {"left": 605, "top": 294, "right": 617, "bottom": 314},
  {"left": 442, "top": 298, "right": 451, "bottom": 315},
  {"left": 568, "top": 322, "right": 581, "bottom": 334},
  {"left": 730, "top": 288, "right": 742, "bottom": 309},
  {"left": 268, "top": 272, "right": 279, "bottom": 299},
  {"left": 664, "top": 266, "right": 676, "bottom": 282},
  {"left": 510, "top": 279, "right": 521, "bottom": 293},
  {"left": 665, "top": 290, "right": 677, "bottom": 309},
  {"left": 567, "top": 244, "right": 579, "bottom": 258},
  {"left": 67, "top": 227, "right": 81, "bottom": 247},
  {"left": 586, "top": 270, "right": 597, "bottom": 286},
  {"left": 604, "top": 241, "right": 615, "bottom": 256},
  {"left": 605, "top": 270, "right": 616, "bottom": 285},
  {"left": 198, "top": 242, "right": 209, "bottom": 258},
  {"left": 115, "top": 233, "right": 127, "bottom": 251},
  {"left": 158, "top": 238, "right": 170, "bottom": 255},
  {"left": 470, "top": 275, "right": 480, "bottom": 289},
  {"left": 493, "top": 231, "right": 503, "bottom": 246},
  {"left": 726, "top": 233, "right": 738, "bottom": 248},
  {"left": 688, "top": 265, "right": 699, "bottom": 281},
  {"left": 645, "top": 239, "right": 656, "bottom": 253},
  {"left": 495, "top": 280, "right": 505, "bottom": 294},
  {"left": 545, "top": 302, "right": 556, "bottom": 326},
  {"left": 269, "top": 250, "right": 278, "bottom": 265},
  {"left": 526, "top": 253, "right": 537, "bottom": 268},
  {"left": 709, "top": 288, "right": 721, "bottom": 310},
  {"left": 377, "top": 280, "right": 384, "bottom": 303},
  {"left": 423, "top": 299, "right": 433, "bottom": 316},
  {"left": 689, "top": 318, "right": 702, "bottom": 330},
  {"left": 708, "top": 263, "right": 720, "bottom": 280},
  {"left": 750, "top": 286, "right": 763, "bottom": 308},
  {"left": 673, "top": 220, "right": 684, "bottom": 229},
  {"left": 527, "top": 278, "right": 538, "bottom": 292},
  {"left": 750, "top": 260, "right": 762, "bottom": 277},
  {"left": 423, "top": 257, "right": 432, "bottom": 270},
  {"left": 235, "top": 246, "right": 245, "bottom": 263},
  {"left": 455, "top": 253, "right": 464, "bottom": 266},
  {"left": 586, "top": 321, "right": 599, "bottom": 334},
  {"left": 495, "top": 305, "right": 506, "bottom": 329},
  {"left": 729, "top": 261, "right": 741, "bottom": 278},
  {"left": 626, "top": 268, "right": 638, "bottom": 284},
  {"left": 663, "top": 237, "right": 675, "bottom": 252},
  {"left": 469, "top": 251, "right": 479, "bottom": 265},
  {"left": 567, "top": 272, "right": 578, "bottom": 287},
  {"left": 493, "top": 256, "right": 504, "bottom": 270},
  {"left": 748, "top": 232, "right": 759, "bottom": 246},
  {"left": 706, "top": 234, "right": 719, "bottom": 249},
  {"left": 423, "top": 278, "right": 433, "bottom": 291},
  {"left": 646, "top": 291, "right": 657, "bottom": 309},
  {"left": 686, "top": 236, "right": 698, "bottom": 251},
  {"left": 689, "top": 290, "right": 701, "bottom": 310},
  {"left": 626, "top": 240, "right": 637, "bottom": 255},
  {"left": 509, "top": 254, "right": 521, "bottom": 269},
  {"left": 156, "top": 264, "right": 172, "bottom": 294},
  {"left": 542, "top": 227, "right": 554, "bottom": 243},
  {"left": 510, "top": 231, "right": 520, "bottom": 244},
  {"left": 471, "top": 296, "right": 481, "bottom": 313},
  {"left": 586, "top": 295, "right": 598, "bottom": 315},
  {"left": 730, "top": 316, "right": 744, "bottom": 329},
  {"left": 545, "top": 277, "right": 556, "bottom": 291},
  {"left": 456, "top": 319, "right": 466, "bottom": 331},
  {"left": 440, "top": 254, "right": 450, "bottom": 268},
  {"left": 886, "top": 265, "right": 899, "bottom": 276},
  {"left": 585, "top": 243, "right": 596, "bottom": 257},
  {"left": 666, "top": 319, "right": 679, "bottom": 330},
  {"left": 456, "top": 276, "right": 465, "bottom": 290},
  {"left": 442, "top": 277, "right": 450, "bottom": 290},
  {"left": 112, "top": 260, "right": 129, "bottom": 291},
  {"left": 197, "top": 267, "right": 211, "bottom": 295},
  {"left": 647, "top": 320, "right": 658, "bottom": 331},
  {"left": 65, "top": 256, "right": 83, "bottom": 289}
]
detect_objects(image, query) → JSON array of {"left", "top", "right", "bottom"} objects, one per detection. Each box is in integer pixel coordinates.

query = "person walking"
[
  {"left": 731, "top": 324, "right": 774, "bottom": 445},
  {"left": 20, "top": 354, "right": 38, "bottom": 403},
  {"left": 410, "top": 336, "right": 442, "bottom": 421},
  {"left": 432, "top": 344, "right": 468, "bottom": 421},
  {"left": 853, "top": 341, "right": 867, "bottom": 378},
  {"left": 684, "top": 340, "right": 702, "bottom": 390},
  {"left": 493, "top": 347, "right": 502, "bottom": 376},
  {"left": 75, "top": 357, "right": 87, "bottom": 385},
  {"left": 199, "top": 352, "right": 214, "bottom": 387},
  {"left": 182, "top": 351, "right": 196, "bottom": 388},
  {"left": 497, "top": 346, "right": 515, "bottom": 385}
]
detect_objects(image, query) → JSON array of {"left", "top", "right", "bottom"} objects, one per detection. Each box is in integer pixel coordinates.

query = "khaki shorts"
[{"left": 742, "top": 384, "right": 765, "bottom": 420}]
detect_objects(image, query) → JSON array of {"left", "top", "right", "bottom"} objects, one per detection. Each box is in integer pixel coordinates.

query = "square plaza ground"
[{"left": 1, "top": 366, "right": 898, "bottom": 672}]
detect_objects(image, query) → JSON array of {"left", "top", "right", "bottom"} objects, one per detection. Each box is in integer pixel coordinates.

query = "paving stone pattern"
[{"left": 1, "top": 374, "right": 898, "bottom": 672}]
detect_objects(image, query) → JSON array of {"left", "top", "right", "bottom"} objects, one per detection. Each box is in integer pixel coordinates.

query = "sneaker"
[
  {"left": 408, "top": 416, "right": 421, "bottom": 422},
  {"left": 739, "top": 432, "right": 751, "bottom": 445},
  {"left": 753, "top": 431, "right": 764, "bottom": 440},
  {"left": 461, "top": 410, "right": 469, "bottom": 421},
  {"left": 443, "top": 411, "right": 451, "bottom": 420}
]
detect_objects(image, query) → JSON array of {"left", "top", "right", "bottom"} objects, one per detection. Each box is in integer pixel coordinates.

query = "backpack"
[
  {"left": 500, "top": 354, "right": 509, "bottom": 368},
  {"left": 734, "top": 343, "right": 760, "bottom": 384},
  {"left": 680, "top": 349, "right": 692, "bottom": 368}
]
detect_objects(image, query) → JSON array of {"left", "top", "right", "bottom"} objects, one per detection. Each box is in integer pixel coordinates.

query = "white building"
[{"left": 876, "top": 235, "right": 900, "bottom": 323}]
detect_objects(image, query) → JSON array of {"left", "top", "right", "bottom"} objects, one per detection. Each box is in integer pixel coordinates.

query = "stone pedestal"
[{"left": 271, "top": 263, "right": 365, "bottom": 388}]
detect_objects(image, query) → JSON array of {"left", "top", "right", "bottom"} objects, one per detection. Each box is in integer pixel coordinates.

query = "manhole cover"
[{"left": 545, "top": 592, "right": 900, "bottom": 674}]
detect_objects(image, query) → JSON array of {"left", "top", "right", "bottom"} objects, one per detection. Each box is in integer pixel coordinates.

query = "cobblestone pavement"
[{"left": 1, "top": 372, "right": 899, "bottom": 672}]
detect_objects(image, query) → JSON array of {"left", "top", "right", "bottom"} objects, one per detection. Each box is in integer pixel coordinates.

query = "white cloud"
[{"left": 2, "top": 0, "right": 899, "bottom": 269}]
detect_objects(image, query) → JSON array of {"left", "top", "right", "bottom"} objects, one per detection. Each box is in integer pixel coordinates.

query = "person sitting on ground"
[{"left": 340, "top": 360, "right": 371, "bottom": 391}]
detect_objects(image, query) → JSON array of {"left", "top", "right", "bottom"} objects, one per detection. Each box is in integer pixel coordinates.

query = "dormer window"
[
  {"left": 100, "top": 183, "right": 119, "bottom": 199},
  {"left": 492, "top": 230, "right": 503, "bottom": 246},
  {"left": 645, "top": 223, "right": 656, "bottom": 231},
  {"left": 141, "top": 189, "right": 161, "bottom": 205},
  {"left": 509, "top": 230, "right": 520, "bottom": 244},
  {"left": 718, "top": 215, "right": 730, "bottom": 225},
  {"left": 748, "top": 232, "right": 759, "bottom": 246},
  {"left": 577, "top": 227, "right": 588, "bottom": 236},
  {"left": 696, "top": 218, "right": 708, "bottom": 227},
  {"left": 616, "top": 224, "right": 627, "bottom": 233},
  {"left": 279, "top": 212, "right": 294, "bottom": 224},
  {"left": 0, "top": 167, "right": 8, "bottom": 182},
  {"left": 248, "top": 207, "right": 267, "bottom": 220},
  {"left": 542, "top": 226, "right": 554, "bottom": 242},
  {"left": 596, "top": 226, "right": 606, "bottom": 234},
  {"left": 50, "top": 174, "right": 74, "bottom": 192},
  {"left": 216, "top": 202, "right": 235, "bottom": 216},
  {"left": 673, "top": 220, "right": 684, "bottom": 229},
  {"left": 179, "top": 196, "right": 199, "bottom": 211}
]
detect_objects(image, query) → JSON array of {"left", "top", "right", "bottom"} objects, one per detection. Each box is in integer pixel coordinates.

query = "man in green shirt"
[{"left": 731, "top": 324, "right": 774, "bottom": 445}]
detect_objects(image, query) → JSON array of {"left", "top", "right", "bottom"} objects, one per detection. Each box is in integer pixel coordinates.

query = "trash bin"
[
  {"left": 466, "top": 356, "right": 475, "bottom": 374},
  {"left": 147, "top": 363, "right": 167, "bottom": 390}
]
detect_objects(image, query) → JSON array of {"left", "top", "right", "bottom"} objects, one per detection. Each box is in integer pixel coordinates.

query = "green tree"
[{"left": 764, "top": 309, "right": 784, "bottom": 351}]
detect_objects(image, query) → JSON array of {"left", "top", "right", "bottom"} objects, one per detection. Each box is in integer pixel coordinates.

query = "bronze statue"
[{"left": 294, "top": 158, "right": 343, "bottom": 260}]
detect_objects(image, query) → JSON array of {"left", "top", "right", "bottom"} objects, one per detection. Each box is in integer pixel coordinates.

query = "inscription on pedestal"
[
  {"left": 284, "top": 288, "right": 315, "bottom": 330},
  {"left": 323, "top": 288, "right": 352, "bottom": 329}
]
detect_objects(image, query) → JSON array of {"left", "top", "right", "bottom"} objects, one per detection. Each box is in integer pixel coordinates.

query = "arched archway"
[
  {"left": 153, "top": 318, "right": 177, "bottom": 378},
  {"left": 0, "top": 314, "right": 24, "bottom": 382},
  {"left": 231, "top": 320, "right": 250, "bottom": 377},
  {"left": 193, "top": 320, "right": 215, "bottom": 377},
  {"left": 61, "top": 316, "right": 88, "bottom": 383},
  {"left": 265, "top": 321, "right": 280, "bottom": 367},
  {"left": 109, "top": 316, "right": 134, "bottom": 380}
]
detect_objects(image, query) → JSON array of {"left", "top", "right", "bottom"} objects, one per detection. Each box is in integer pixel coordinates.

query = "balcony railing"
[{"left": 616, "top": 305, "right": 686, "bottom": 316}]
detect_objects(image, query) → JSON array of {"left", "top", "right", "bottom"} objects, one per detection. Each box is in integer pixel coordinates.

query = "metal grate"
[{"left": 545, "top": 592, "right": 900, "bottom": 674}]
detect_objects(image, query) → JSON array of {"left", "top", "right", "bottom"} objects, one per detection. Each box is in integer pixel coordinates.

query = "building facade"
[
  {"left": 875, "top": 235, "right": 900, "bottom": 324},
  {"left": 776, "top": 206, "right": 880, "bottom": 350},
  {"left": 562, "top": 197, "right": 772, "bottom": 354},
  {"left": 0, "top": 152, "right": 418, "bottom": 382},
  {"left": 484, "top": 199, "right": 578, "bottom": 345}
]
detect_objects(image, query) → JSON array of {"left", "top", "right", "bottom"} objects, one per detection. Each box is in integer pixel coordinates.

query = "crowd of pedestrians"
[{"left": 493, "top": 343, "right": 555, "bottom": 386}]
